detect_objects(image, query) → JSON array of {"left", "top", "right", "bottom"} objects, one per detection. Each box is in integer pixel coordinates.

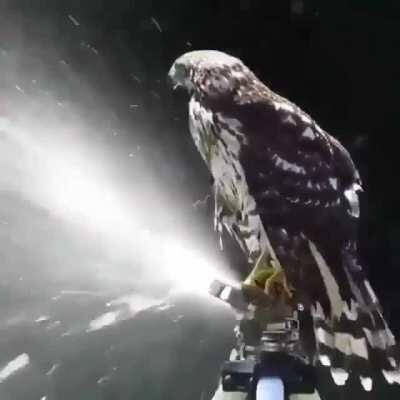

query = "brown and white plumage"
[{"left": 168, "top": 50, "right": 399, "bottom": 391}]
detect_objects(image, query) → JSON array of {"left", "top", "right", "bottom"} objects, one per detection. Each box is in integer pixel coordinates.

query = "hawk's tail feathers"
[{"left": 308, "top": 241, "right": 399, "bottom": 391}]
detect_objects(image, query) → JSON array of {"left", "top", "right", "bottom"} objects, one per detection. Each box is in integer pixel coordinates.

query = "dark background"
[{"left": 0, "top": 0, "right": 399, "bottom": 399}]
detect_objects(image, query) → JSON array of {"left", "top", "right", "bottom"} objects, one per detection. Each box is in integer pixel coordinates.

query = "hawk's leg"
[
  {"left": 264, "top": 261, "right": 291, "bottom": 298},
  {"left": 244, "top": 254, "right": 294, "bottom": 303}
]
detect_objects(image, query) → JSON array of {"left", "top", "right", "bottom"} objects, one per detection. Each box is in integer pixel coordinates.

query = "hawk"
[{"left": 168, "top": 50, "right": 399, "bottom": 391}]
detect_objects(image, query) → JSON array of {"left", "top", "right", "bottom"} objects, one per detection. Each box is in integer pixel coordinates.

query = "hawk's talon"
[
  {"left": 244, "top": 257, "right": 293, "bottom": 303},
  {"left": 264, "top": 265, "right": 294, "bottom": 301}
]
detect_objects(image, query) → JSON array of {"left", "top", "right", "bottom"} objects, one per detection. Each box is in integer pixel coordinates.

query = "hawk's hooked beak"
[
  {"left": 167, "top": 65, "right": 178, "bottom": 89},
  {"left": 167, "top": 63, "right": 186, "bottom": 91},
  {"left": 167, "top": 77, "right": 184, "bottom": 91}
]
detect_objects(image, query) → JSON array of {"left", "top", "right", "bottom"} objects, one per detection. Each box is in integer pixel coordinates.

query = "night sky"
[{"left": 0, "top": 1, "right": 400, "bottom": 399}]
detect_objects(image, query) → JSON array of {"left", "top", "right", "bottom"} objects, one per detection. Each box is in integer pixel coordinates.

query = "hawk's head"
[
  {"left": 168, "top": 50, "right": 270, "bottom": 106},
  {"left": 168, "top": 50, "right": 254, "bottom": 100}
]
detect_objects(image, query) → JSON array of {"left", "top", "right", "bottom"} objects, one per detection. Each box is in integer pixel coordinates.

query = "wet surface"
[{"left": 0, "top": 285, "right": 235, "bottom": 400}]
